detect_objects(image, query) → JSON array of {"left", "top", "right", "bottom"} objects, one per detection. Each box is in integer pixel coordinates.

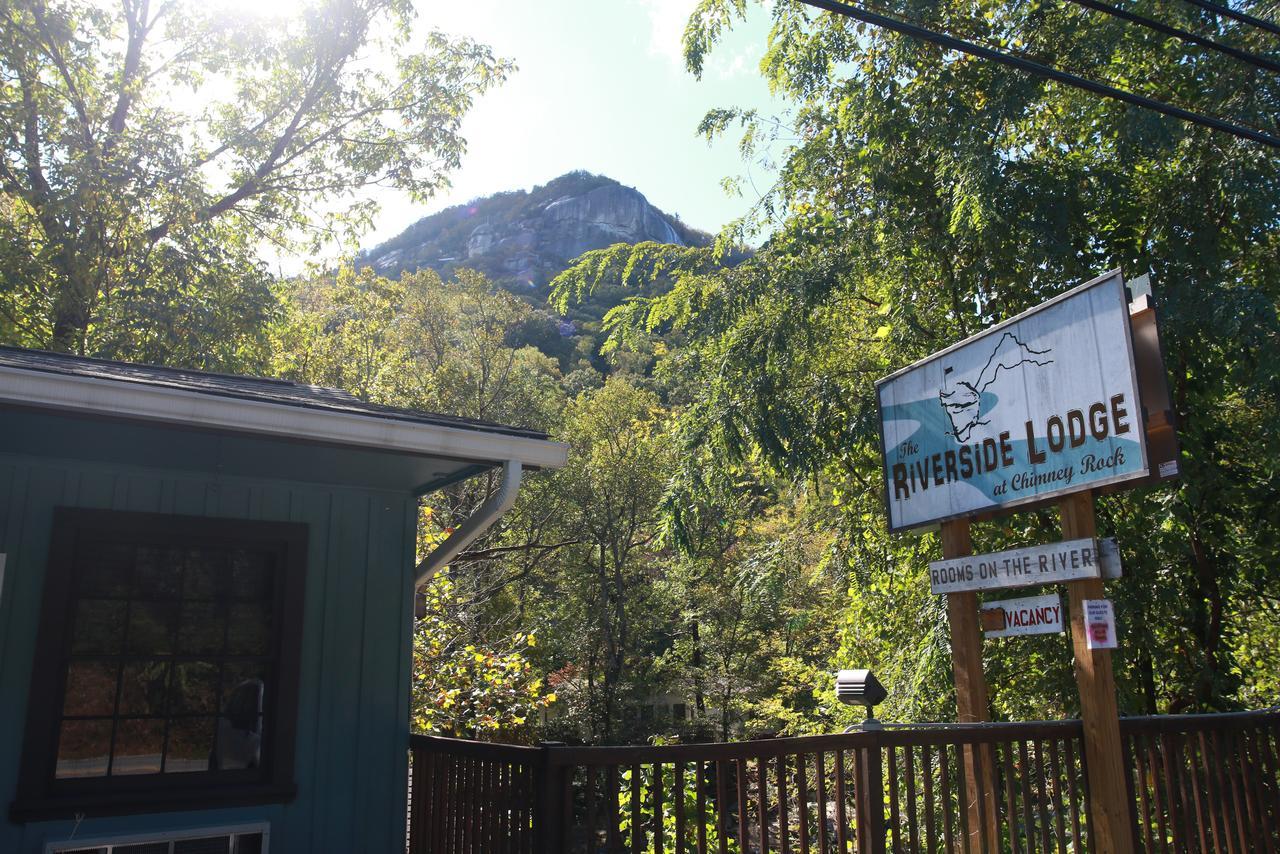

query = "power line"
[
  {"left": 1064, "top": 0, "right": 1280, "bottom": 74},
  {"left": 797, "top": 0, "right": 1280, "bottom": 148},
  {"left": 1180, "top": 0, "right": 1280, "bottom": 39}
]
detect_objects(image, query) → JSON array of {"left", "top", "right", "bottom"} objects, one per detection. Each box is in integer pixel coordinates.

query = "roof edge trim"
[{"left": 0, "top": 365, "right": 569, "bottom": 470}]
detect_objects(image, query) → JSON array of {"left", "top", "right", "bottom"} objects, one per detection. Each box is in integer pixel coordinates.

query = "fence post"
[
  {"left": 853, "top": 731, "right": 888, "bottom": 854},
  {"left": 534, "top": 741, "right": 566, "bottom": 854}
]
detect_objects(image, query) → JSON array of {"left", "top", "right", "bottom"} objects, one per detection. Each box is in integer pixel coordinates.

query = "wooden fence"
[{"left": 407, "top": 708, "right": 1280, "bottom": 853}]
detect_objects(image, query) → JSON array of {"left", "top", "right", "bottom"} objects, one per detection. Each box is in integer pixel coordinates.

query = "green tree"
[
  {"left": 0, "top": 0, "right": 509, "bottom": 359},
  {"left": 542, "top": 377, "right": 675, "bottom": 741}
]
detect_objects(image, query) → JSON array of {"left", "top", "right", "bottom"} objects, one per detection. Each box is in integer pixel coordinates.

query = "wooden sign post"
[
  {"left": 941, "top": 520, "right": 999, "bottom": 848},
  {"left": 1061, "top": 491, "right": 1134, "bottom": 853}
]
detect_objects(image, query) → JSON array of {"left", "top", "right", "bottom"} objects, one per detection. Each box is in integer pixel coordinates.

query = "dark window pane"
[
  {"left": 164, "top": 717, "right": 214, "bottom": 774},
  {"left": 230, "top": 550, "right": 272, "bottom": 601},
  {"left": 134, "top": 546, "right": 183, "bottom": 599},
  {"left": 174, "top": 837, "right": 230, "bottom": 854},
  {"left": 226, "top": 602, "right": 271, "bottom": 656},
  {"left": 126, "top": 600, "right": 178, "bottom": 654},
  {"left": 183, "top": 549, "right": 228, "bottom": 600},
  {"left": 235, "top": 833, "right": 264, "bottom": 854},
  {"left": 177, "top": 601, "right": 226, "bottom": 655},
  {"left": 70, "top": 599, "right": 127, "bottom": 655},
  {"left": 169, "top": 661, "right": 220, "bottom": 714},
  {"left": 75, "top": 541, "right": 134, "bottom": 598},
  {"left": 112, "top": 718, "right": 165, "bottom": 775},
  {"left": 114, "top": 843, "right": 169, "bottom": 854},
  {"left": 63, "top": 659, "right": 119, "bottom": 716},
  {"left": 118, "top": 660, "right": 170, "bottom": 716},
  {"left": 55, "top": 719, "right": 112, "bottom": 778}
]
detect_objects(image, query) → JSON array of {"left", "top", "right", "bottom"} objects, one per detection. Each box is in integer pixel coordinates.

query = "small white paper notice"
[{"left": 1083, "top": 598, "right": 1117, "bottom": 649}]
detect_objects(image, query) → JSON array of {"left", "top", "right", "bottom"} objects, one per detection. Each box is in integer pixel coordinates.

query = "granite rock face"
[{"left": 360, "top": 172, "right": 705, "bottom": 290}]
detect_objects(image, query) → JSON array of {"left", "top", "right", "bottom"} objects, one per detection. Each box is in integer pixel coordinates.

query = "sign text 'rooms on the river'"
[
  {"left": 928, "top": 537, "right": 1119, "bottom": 595},
  {"left": 876, "top": 271, "right": 1149, "bottom": 532}
]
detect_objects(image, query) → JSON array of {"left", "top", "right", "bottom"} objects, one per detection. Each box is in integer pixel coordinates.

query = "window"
[{"left": 13, "top": 510, "right": 306, "bottom": 820}]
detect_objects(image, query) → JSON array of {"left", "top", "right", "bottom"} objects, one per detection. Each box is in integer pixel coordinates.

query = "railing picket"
[
  {"left": 737, "top": 758, "right": 751, "bottom": 854},
  {"left": 904, "top": 746, "right": 918, "bottom": 854},
  {"left": 817, "top": 751, "right": 830, "bottom": 854},
  {"left": 999, "top": 742, "right": 1019, "bottom": 854},
  {"left": 696, "top": 760, "right": 709, "bottom": 854},
  {"left": 949, "top": 744, "right": 970, "bottom": 854},
  {"left": 654, "top": 762, "right": 665, "bottom": 854},
  {"left": 920, "top": 745, "right": 936, "bottom": 854},
  {"left": 1017, "top": 740, "right": 1035, "bottom": 853},
  {"left": 758, "top": 756, "right": 770, "bottom": 854},
  {"left": 1132, "top": 733, "right": 1156, "bottom": 854},
  {"left": 675, "top": 761, "right": 687, "bottom": 854},
  {"left": 1047, "top": 737, "right": 1067, "bottom": 852},
  {"left": 779, "top": 754, "right": 792, "bottom": 854},
  {"left": 887, "top": 746, "right": 901, "bottom": 854},
  {"left": 632, "top": 762, "right": 644, "bottom": 854},
  {"left": 797, "top": 753, "right": 811, "bottom": 854},
  {"left": 834, "top": 749, "right": 849, "bottom": 853},
  {"left": 586, "top": 765, "right": 598, "bottom": 854},
  {"left": 1063, "top": 736, "right": 1083, "bottom": 854},
  {"left": 938, "top": 744, "right": 955, "bottom": 853},
  {"left": 1032, "top": 740, "right": 1052, "bottom": 854},
  {"left": 608, "top": 764, "right": 622, "bottom": 853},
  {"left": 716, "top": 760, "right": 730, "bottom": 854}
]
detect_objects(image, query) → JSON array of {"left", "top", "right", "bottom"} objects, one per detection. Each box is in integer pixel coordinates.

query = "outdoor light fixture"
[{"left": 836, "top": 669, "right": 888, "bottom": 727}]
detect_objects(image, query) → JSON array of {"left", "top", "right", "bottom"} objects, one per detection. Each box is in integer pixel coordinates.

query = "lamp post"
[{"left": 835, "top": 669, "right": 888, "bottom": 852}]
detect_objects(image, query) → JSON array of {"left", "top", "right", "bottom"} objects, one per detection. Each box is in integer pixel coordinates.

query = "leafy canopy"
[{"left": 0, "top": 0, "right": 510, "bottom": 358}]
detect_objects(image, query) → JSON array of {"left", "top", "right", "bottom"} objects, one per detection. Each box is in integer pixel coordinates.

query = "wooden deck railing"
[{"left": 407, "top": 708, "right": 1280, "bottom": 853}]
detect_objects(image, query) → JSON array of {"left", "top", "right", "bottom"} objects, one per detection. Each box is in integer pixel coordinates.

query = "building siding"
[{"left": 0, "top": 451, "right": 419, "bottom": 853}]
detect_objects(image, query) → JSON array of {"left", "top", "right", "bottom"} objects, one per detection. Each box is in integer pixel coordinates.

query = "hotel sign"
[
  {"left": 928, "top": 537, "right": 1118, "bottom": 595},
  {"left": 876, "top": 271, "right": 1149, "bottom": 532}
]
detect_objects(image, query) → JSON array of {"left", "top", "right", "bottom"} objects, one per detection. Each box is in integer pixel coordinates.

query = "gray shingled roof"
[{"left": 0, "top": 346, "right": 549, "bottom": 441}]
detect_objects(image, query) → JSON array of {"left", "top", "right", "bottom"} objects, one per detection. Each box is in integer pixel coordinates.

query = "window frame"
[{"left": 11, "top": 508, "right": 307, "bottom": 821}]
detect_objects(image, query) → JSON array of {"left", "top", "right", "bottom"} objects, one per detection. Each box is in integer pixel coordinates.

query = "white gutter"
[
  {"left": 0, "top": 365, "right": 568, "bottom": 470},
  {"left": 415, "top": 459, "right": 523, "bottom": 589}
]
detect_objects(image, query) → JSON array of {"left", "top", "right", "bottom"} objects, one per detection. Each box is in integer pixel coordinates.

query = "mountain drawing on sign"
[{"left": 939, "top": 332, "right": 1053, "bottom": 442}]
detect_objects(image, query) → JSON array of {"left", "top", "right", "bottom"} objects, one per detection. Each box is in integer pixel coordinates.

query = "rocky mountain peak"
[{"left": 360, "top": 172, "right": 708, "bottom": 290}]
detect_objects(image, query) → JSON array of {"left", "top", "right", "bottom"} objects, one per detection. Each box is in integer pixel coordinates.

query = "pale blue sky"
[{"left": 357, "top": 0, "right": 786, "bottom": 250}]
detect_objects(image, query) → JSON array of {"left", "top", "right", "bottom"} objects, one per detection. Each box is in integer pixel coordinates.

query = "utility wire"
[
  {"left": 1180, "top": 0, "right": 1280, "bottom": 38},
  {"left": 1064, "top": 0, "right": 1280, "bottom": 73},
  {"left": 798, "top": 0, "right": 1280, "bottom": 148}
]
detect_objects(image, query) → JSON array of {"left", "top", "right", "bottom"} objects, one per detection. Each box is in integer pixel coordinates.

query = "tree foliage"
[{"left": 0, "top": 0, "right": 509, "bottom": 357}]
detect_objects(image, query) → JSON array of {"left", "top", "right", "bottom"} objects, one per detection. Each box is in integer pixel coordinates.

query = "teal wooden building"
[{"left": 0, "top": 346, "right": 567, "bottom": 853}]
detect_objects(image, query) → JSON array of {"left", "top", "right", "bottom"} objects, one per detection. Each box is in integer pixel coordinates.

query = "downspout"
[{"left": 414, "top": 459, "right": 522, "bottom": 590}]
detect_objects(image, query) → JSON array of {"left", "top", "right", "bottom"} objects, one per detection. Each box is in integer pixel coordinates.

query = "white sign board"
[
  {"left": 1084, "top": 599, "right": 1118, "bottom": 649},
  {"left": 982, "top": 593, "right": 1064, "bottom": 638},
  {"left": 877, "top": 271, "right": 1149, "bottom": 532},
  {"left": 928, "top": 537, "right": 1114, "bottom": 595}
]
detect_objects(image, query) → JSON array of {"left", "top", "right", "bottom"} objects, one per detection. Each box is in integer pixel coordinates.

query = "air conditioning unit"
[{"left": 47, "top": 823, "right": 268, "bottom": 854}]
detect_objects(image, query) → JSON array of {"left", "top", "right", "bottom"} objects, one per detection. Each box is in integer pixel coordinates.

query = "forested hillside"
[{"left": 3, "top": 0, "right": 1278, "bottom": 748}]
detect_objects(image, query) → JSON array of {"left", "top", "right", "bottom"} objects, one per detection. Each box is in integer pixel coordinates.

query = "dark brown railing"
[{"left": 407, "top": 708, "right": 1280, "bottom": 853}]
